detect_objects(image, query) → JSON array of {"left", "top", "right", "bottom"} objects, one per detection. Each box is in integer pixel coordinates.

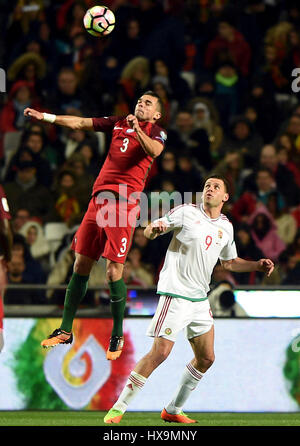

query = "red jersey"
[
  {"left": 92, "top": 116, "right": 167, "bottom": 199},
  {"left": 0, "top": 186, "right": 11, "bottom": 221}
]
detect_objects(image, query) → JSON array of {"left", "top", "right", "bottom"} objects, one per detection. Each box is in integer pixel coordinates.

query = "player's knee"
[
  {"left": 151, "top": 345, "right": 171, "bottom": 366},
  {"left": 106, "top": 263, "right": 123, "bottom": 282},
  {"left": 74, "top": 257, "right": 93, "bottom": 276},
  {"left": 195, "top": 353, "right": 215, "bottom": 372}
]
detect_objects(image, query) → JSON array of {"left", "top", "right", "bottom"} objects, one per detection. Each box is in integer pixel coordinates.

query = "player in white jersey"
[{"left": 104, "top": 175, "right": 274, "bottom": 424}]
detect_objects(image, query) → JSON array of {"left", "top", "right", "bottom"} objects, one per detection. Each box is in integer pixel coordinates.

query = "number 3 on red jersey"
[{"left": 120, "top": 138, "right": 129, "bottom": 152}]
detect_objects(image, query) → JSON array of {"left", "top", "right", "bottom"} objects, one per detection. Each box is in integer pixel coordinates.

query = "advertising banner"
[{"left": 0, "top": 318, "right": 299, "bottom": 412}]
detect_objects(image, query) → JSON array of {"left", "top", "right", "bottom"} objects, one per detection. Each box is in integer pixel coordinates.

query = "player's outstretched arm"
[
  {"left": 24, "top": 108, "right": 94, "bottom": 130},
  {"left": 221, "top": 257, "right": 274, "bottom": 277}
]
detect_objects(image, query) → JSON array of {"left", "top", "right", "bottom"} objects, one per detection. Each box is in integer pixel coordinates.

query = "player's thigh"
[
  {"left": 146, "top": 295, "right": 191, "bottom": 342},
  {"left": 103, "top": 224, "right": 135, "bottom": 264},
  {"left": 72, "top": 197, "right": 107, "bottom": 261}
]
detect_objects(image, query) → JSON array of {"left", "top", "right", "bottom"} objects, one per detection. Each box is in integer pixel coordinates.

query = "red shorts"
[{"left": 71, "top": 195, "right": 139, "bottom": 264}]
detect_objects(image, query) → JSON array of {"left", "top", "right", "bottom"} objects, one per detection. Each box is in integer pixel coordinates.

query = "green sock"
[
  {"left": 109, "top": 278, "right": 127, "bottom": 337},
  {"left": 60, "top": 272, "right": 89, "bottom": 332}
]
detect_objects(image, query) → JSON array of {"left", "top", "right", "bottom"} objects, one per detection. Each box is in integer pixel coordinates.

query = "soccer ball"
[{"left": 83, "top": 6, "right": 115, "bottom": 37}]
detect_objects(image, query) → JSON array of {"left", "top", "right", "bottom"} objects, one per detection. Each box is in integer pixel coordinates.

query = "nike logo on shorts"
[{"left": 117, "top": 253, "right": 125, "bottom": 257}]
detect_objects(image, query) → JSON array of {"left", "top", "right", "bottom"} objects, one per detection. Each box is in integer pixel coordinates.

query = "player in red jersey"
[
  {"left": 24, "top": 91, "right": 167, "bottom": 359},
  {"left": 0, "top": 185, "right": 13, "bottom": 352}
]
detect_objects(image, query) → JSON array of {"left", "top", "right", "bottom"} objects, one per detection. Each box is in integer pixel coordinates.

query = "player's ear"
[
  {"left": 222, "top": 193, "right": 229, "bottom": 203},
  {"left": 154, "top": 111, "right": 161, "bottom": 121}
]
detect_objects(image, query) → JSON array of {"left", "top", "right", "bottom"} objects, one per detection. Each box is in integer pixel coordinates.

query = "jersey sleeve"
[
  {"left": 150, "top": 125, "right": 167, "bottom": 146},
  {"left": 0, "top": 186, "right": 11, "bottom": 220},
  {"left": 92, "top": 116, "right": 121, "bottom": 132},
  {"left": 153, "top": 204, "right": 189, "bottom": 233},
  {"left": 219, "top": 226, "right": 237, "bottom": 261}
]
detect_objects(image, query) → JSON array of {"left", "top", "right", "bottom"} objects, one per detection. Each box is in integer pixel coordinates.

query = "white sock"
[
  {"left": 165, "top": 362, "right": 204, "bottom": 414},
  {"left": 113, "top": 371, "right": 147, "bottom": 413}
]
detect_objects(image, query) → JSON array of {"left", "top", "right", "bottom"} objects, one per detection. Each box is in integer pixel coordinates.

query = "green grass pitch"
[{"left": 0, "top": 411, "right": 300, "bottom": 426}]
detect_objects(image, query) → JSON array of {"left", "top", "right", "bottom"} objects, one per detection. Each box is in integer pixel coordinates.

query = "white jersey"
[{"left": 155, "top": 203, "right": 237, "bottom": 302}]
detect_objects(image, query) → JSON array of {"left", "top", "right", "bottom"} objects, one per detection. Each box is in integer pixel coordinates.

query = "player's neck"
[{"left": 202, "top": 204, "right": 221, "bottom": 220}]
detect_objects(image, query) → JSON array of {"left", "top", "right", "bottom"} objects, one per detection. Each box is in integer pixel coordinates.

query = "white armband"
[{"left": 43, "top": 112, "right": 56, "bottom": 123}]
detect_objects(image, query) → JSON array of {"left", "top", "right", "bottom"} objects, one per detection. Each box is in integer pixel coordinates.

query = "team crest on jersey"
[
  {"left": 165, "top": 328, "right": 172, "bottom": 335},
  {"left": 218, "top": 230, "right": 223, "bottom": 239},
  {"left": 160, "top": 131, "right": 167, "bottom": 141}
]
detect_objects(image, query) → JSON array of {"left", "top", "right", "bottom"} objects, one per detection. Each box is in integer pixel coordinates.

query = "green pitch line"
[{"left": 0, "top": 411, "right": 300, "bottom": 426}]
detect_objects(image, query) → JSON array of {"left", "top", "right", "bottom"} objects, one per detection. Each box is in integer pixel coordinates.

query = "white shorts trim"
[{"left": 146, "top": 295, "right": 214, "bottom": 342}]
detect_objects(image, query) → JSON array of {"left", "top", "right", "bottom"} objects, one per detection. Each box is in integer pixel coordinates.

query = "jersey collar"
[{"left": 200, "top": 203, "right": 221, "bottom": 222}]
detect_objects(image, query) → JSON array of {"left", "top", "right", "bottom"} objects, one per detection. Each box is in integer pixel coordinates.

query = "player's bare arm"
[
  {"left": 144, "top": 221, "right": 168, "bottom": 240},
  {"left": 220, "top": 257, "right": 274, "bottom": 277},
  {"left": 24, "top": 108, "right": 94, "bottom": 130},
  {"left": 126, "top": 114, "right": 163, "bottom": 158}
]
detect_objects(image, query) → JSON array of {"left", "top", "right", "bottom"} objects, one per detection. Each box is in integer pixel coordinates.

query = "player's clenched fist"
[
  {"left": 257, "top": 258, "right": 274, "bottom": 277},
  {"left": 126, "top": 114, "right": 140, "bottom": 132},
  {"left": 24, "top": 107, "right": 44, "bottom": 120},
  {"left": 144, "top": 221, "right": 168, "bottom": 240}
]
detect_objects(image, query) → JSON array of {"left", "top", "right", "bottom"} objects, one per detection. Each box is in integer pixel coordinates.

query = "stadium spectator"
[
  {"left": 213, "top": 62, "right": 240, "bottom": 130},
  {"left": 257, "top": 144, "right": 300, "bottom": 207},
  {"left": 152, "top": 81, "right": 179, "bottom": 128},
  {"left": 188, "top": 97, "right": 224, "bottom": 164},
  {"left": 241, "top": 78, "right": 280, "bottom": 143},
  {"left": 108, "top": 18, "right": 144, "bottom": 68},
  {"left": 248, "top": 205, "right": 286, "bottom": 262},
  {"left": 150, "top": 150, "right": 178, "bottom": 191},
  {"left": 0, "top": 80, "right": 41, "bottom": 134},
  {"left": 3, "top": 160, "right": 54, "bottom": 222},
  {"left": 11, "top": 233, "right": 46, "bottom": 285},
  {"left": 75, "top": 140, "right": 103, "bottom": 179},
  {"left": 5, "top": 253, "right": 45, "bottom": 304},
  {"left": 265, "top": 191, "right": 297, "bottom": 245},
  {"left": 7, "top": 52, "right": 47, "bottom": 97},
  {"left": 122, "top": 258, "right": 148, "bottom": 288},
  {"left": 114, "top": 56, "right": 151, "bottom": 116},
  {"left": 166, "top": 110, "right": 212, "bottom": 172},
  {"left": 11, "top": 208, "right": 32, "bottom": 233},
  {"left": 233, "top": 223, "right": 265, "bottom": 285},
  {"left": 46, "top": 67, "right": 85, "bottom": 116},
  {"left": 280, "top": 251, "right": 300, "bottom": 285},
  {"left": 231, "top": 167, "right": 285, "bottom": 223},
  {"left": 176, "top": 151, "right": 203, "bottom": 196},
  {"left": 63, "top": 152, "right": 94, "bottom": 209},
  {"left": 219, "top": 115, "right": 264, "bottom": 168},
  {"left": 18, "top": 220, "right": 50, "bottom": 272},
  {"left": 127, "top": 245, "right": 154, "bottom": 287},
  {"left": 213, "top": 150, "right": 251, "bottom": 202},
  {"left": 204, "top": 14, "right": 252, "bottom": 77},
  {"left": 48, "top": 169, "right": 82, "bottom": 227}
]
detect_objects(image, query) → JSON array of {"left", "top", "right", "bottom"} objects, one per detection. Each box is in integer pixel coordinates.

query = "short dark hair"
[
  {"left": 203, "top": 174, "right": 230, "bottom": 193},
  {"left": 142, "top": 90, "right": 164, "bottom": 116}
]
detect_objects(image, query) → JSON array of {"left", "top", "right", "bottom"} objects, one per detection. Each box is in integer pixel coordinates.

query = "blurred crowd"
[{"left": 1, "top": 0, "right": 300, "bottom": 306}]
